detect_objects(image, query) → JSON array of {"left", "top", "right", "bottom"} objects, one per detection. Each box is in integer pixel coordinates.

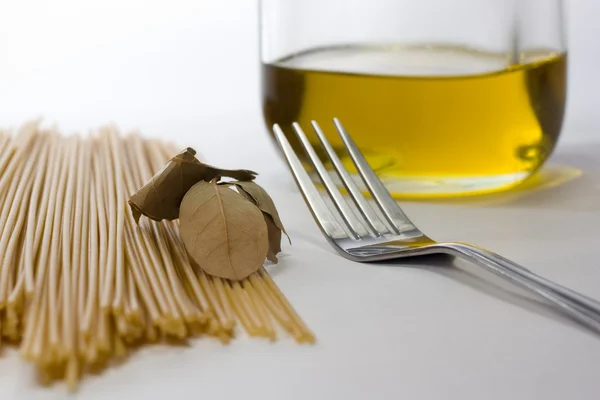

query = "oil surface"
[{"left": 262, "top": 45, "right": 567, "bottom": 196}]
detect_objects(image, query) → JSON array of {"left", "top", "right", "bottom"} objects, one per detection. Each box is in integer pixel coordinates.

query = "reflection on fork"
[{"left": 273, "top": 118, "right": 600, "bottom": 336}]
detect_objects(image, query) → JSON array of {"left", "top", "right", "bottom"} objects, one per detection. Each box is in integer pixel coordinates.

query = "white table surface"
[
  {"left": 0, "top": 1, "right": 599, "bottom": 399},
  {"left": 0, "top": 115, "right": 598, "bottom": 400}
]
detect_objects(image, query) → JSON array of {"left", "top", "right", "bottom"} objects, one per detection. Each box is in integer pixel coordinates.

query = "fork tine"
[
  {"left": 310, "top": 120, "right": 387, "bottom": 236},
  {"left": 272, "top": 124, "right": 348, "bottom": 239},
  {"left": 333, "top": 118, "right": 415, "bottom": 234},
  {"left": 291, "top": 122, "right": 370, "bottom": 239}
]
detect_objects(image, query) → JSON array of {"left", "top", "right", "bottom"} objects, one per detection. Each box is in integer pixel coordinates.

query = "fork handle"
[
  {"left": 468, "top": 248, "right": 600, "bottom": 320},
  {"left": 484, "top": 250, "right": 600, "bottom": 317},
  {"left": 443, "top": 243, "right": 600, "bottom": 333}
]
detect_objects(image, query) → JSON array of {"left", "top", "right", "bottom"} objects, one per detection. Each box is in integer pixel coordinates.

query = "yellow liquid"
[{"left": 262, "top": 45, "right": 567, "bottom": 197}]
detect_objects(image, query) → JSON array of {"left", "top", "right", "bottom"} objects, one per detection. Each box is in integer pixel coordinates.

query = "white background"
[
  {"left": 0, "top": 1, "right": 599, "bottom": 399},
  {"left": 0, "top": 0, "right": 598, "bottom": 148}
]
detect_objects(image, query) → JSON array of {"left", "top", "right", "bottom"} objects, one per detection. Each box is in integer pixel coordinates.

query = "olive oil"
[{"left": 262, "top": 45, "right": 567, "bottom": 197}]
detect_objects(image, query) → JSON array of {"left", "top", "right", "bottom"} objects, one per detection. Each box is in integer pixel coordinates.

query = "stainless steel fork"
[{"left": 273, "top": 118, "right": 600, "bottom": 334}]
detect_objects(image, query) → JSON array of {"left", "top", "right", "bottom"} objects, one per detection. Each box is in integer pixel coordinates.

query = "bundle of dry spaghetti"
[{"left": 0, "top": 120, "right": 313, "bottom": 390}]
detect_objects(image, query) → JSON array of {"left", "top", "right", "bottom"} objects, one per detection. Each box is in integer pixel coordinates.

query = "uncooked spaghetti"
[{"left": 0, "top": 121, "right": 314, "bottom": 390}]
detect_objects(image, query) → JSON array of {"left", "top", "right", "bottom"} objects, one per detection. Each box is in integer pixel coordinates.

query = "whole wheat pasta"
[
  {"left": 128, "top": 134, "right": 154, "bottom": 185},
  {"left": 104, "top": 128, "right": 126, "bottom": 313},
  {"left": 197, "top": 268, "right": 234, "bottom": 336},
  {"left": 76, "top": 140, "right": 92, "bottom": 335},
  {"left": 123, "top": 219, "right": 163, "bottom": 325},
  {"left": 259, "top": 269, "right": 315, "bottom": 342},
  {"left": 91, "top": 140, "right": 113, "bottom": 355},
  {"left": 154, "top": 223, "right": 202, "bottom": 327},
  {"left": 0, "top": 132, "right": 33, "bottom": 242},
  {"left": 0, "top": 169, "right": 24, "bottom": 258},
  {"left": 163, "top": 222, "right": 212, "bottom": 320},
  {"left": 231, "top": 280, "right": 269, "bottom": 336},
  {"left": 0, "top": 135, "right": 47, "bottom": 305},
  {"left": 151, "top": 139, "right": 314, "bottom": 341},
  {"left": 21, "top": 136, "right": 65, "bottom": 357},
  {"left": 79, "top": 137, "right": 108, "bottom": 366},
  {"left": 224, "top": 281, "right": 258, "bottom": 336},
  {"left": 212, "top": 278, "right": 236, "bottom": 330},
  {"left": 8, "top": 244, "right": 27, "bottom": 308},
  {"left": 148, "top": 140, "right": 270, "bottom": 337},
  {"left": 0, "top": 124, "right": 313, "bottom": 390},
  {"left": 125, "top": 267, "right": 142, "bottom": 329},
  {"left": 8, "top": 218, "right": 37, "bottom": 312},
  {"left": 47, "top": 137, "right": 77, "bottom": 357},
  {"left": 73, "top": 139, "right": 91, "bottom": 322},
  {"left": 141, "top": 139, "right": 239, "bottom": 338},
  {"left": 24, "top": 133, "right": 58, "bottom": 295},
  {"left": 247, "top": 273, "right": 299, "bottom": 336},
  {"left": 138, "top": 141, "right": 241, "bottom": 334},
  {"left": 243, "top": 280, "right": 276, "bottom": 339},
  {"left": 81, "top": 141, "right": 105, "bottom": 337},
  {"left": 63, "top": 137, "right": 86, "bottom": 388},
  {"left": 61, "top": 137, "right": 80, "bottom": 363},
  {"left": 23, "top": 276, "right": 49, "bottom": 361},
  {"left": 120, "top": 136, "right": 183, "bottom": 334},
  {"left": 125, "top": 137, "right": 187, "bottom": 334},
  {"left": 74, "top": 140, "right": 94, "bottom": 373},
  {"left": 0, "top": 139, "right": 17, "bottom": 189},
  {"left": 140, "top": 141, "right": 210, "bottom": 325},
  {"left": 144, "top": 224, "right": 196, "bottom": 333},
  {"left": 0, "top": 131, "right": 11, "bottom": 166},
  {"left": 99, "top": 130, "right": 118, "bottom": 311},
  {"left": 139, "top": 223, "right": 183, "bottom": 334},
  {"left": 0, "top": 129, "right": 9, "bottom": 146},
  {"left": 0, "top": 121, "right": 39, "bottom": 196},
  {"left": 127, "top": 221, "right": 172, "bottom": 326}
]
